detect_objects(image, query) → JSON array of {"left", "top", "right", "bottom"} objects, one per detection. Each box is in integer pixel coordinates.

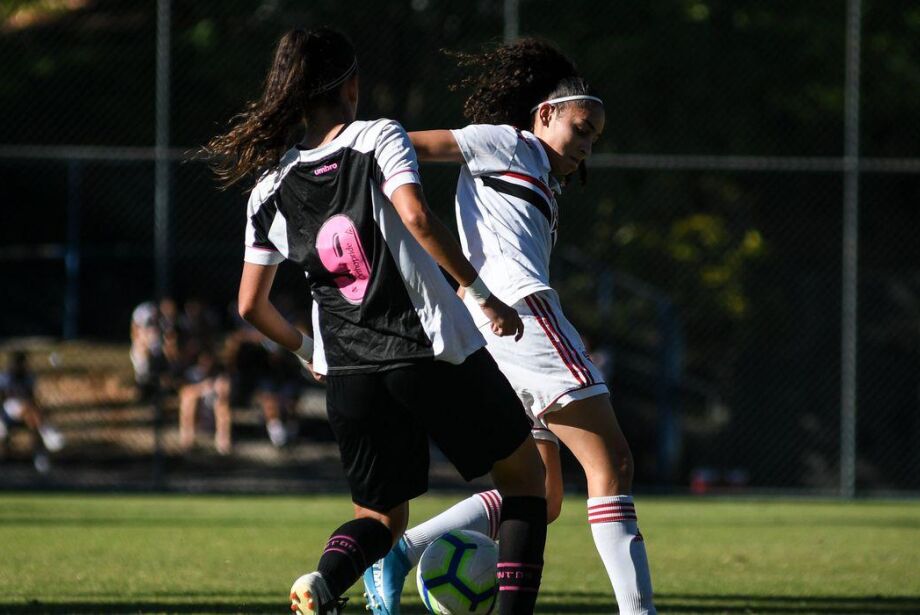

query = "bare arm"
[
  {"left": 389, "top": 183, "right": 477, "bottom": 285},
  {"left": 237, "top": 263, "right": 324, "bottom": 381},
  {"left": 408, "top": 130, "right": 464, "bottom": 163},
  {"left": 237, "top": 263, "right": 303, "bottom": 351},
  {"left": 389, "top": 183, "right": 522, "bottom": 340}
]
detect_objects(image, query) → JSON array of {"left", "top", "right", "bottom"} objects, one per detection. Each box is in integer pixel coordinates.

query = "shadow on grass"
[
  {"left": 652, "top": 593, "right": 920, "bottom": 614},
  {"left": 2, "top": 593, "right": 919, "bottom": 614},
  {"left": 0, "top": 602, "right": 281, "bottom": 614}
]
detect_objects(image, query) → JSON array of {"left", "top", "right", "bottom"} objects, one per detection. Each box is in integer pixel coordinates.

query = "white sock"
[
  {"left": 403, "top": 490, "right": 502, "bottom": 566},
  {"left": 588, "top": 495, "right": 656, "bottom": 615}
]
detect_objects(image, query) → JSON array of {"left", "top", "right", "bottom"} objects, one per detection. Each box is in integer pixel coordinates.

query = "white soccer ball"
[{"left": 416, "top": 529, "right": 498, "bottom": 614}]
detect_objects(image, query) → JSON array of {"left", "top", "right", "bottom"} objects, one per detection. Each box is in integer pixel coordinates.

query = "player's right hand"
[
  {"left": 479, "top": 295, "right": 524, "bottom": 341},
  {"left": 296, "top": 355, "right": 326, "bottom": 383}
]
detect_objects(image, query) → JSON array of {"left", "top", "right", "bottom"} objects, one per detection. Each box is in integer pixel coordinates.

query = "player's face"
[{"left": 537, "top": 103, "right": 605, "bottom": 176}]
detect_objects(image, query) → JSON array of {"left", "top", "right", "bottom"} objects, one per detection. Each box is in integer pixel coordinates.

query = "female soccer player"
[
  {"left": 206, "top": 28, "right": 548, "bottom": 615},
  {"left": 363, "top": 40, "right": 656, "bottom": 615}
]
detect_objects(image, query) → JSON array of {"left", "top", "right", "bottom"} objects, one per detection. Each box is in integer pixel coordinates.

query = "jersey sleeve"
[
  {"left": 374, "top": 120, "right": 421, "bottom": 200},
  {"left": 243, "top": 188, "right": 286, "bottom": 266},
  {"left": 450, "top": 124, "right": 518, "bottom": 176}
]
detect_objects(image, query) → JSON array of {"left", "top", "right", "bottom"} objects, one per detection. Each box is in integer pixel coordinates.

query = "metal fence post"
[
  {"left": 155, "top": 0, "right": 172, "bottom": 301},
  {"left": 152, "top": 0, "right": 172, "bottom": 489},
  {"left": 840, "top": 0, "right": 862, "bottom": 499}
]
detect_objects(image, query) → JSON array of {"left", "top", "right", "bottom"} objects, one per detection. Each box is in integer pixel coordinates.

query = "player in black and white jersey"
[
  {"left": 206, "top": 28, "right": 547, "bottom": 615},
  {"left": 364, "top": 40, "right": 656, "bottom": 615}
]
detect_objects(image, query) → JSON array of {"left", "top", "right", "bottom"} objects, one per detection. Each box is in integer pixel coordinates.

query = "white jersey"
[
  {"left": 451, "top": 124, "right": 562, "bottom": 325},
  {"left": 243, "top": 119, "right": 485, "bottom": 375},
  {"left": 450, "top": 124, "right": 610, "bottom": 438}
]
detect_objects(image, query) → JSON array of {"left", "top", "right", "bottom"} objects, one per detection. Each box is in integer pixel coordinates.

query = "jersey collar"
[
  {"left": 295, "top": 121, "right": 359, "bottom": 162},
  {"left": 523, "top": 129, "right": 563, "bottom": 195}
]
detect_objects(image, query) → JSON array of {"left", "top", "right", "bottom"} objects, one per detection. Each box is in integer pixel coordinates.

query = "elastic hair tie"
[
  {"left": 308, "top": 58, "right": 358, "bottom": 96},
  {"left": 530, "top": 95, "right": 604, "bottom": 114}
]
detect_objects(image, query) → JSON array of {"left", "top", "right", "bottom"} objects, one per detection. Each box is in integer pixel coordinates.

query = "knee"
[
  {"left": 179, "top": 385, "right": 197, "bottom": 404},
  {"left": 214, "top": 376, "right": 231, "bottom": 399},
  {"left": 492, "top": 438, "right": 546, "bottom": 499}
]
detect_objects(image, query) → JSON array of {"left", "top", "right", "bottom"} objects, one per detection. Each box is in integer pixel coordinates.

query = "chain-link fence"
[{"left": 1, "top": 0, "right": 918, "bottom": 495}]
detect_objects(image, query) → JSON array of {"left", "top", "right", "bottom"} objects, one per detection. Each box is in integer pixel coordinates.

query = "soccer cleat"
[
  {"left": 290, "top": 571, "right": 346, "bottom": 615},
  {"left": 362, "top": 538, "right": 412, "bottom": 615}
]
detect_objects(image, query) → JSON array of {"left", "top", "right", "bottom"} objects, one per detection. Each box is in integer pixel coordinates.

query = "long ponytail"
[{"left": 206, "top": 27, "right": 356, "bottom": 188}]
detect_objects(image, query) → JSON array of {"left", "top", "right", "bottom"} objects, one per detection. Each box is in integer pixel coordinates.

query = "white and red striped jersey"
[{"left": 450, "top": 124, "right": 561, "bottom": 324}]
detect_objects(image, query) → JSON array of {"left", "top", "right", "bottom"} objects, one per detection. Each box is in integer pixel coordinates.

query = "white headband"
[{"left": 530, "top": 95, "right": 604, "bottom": 114}]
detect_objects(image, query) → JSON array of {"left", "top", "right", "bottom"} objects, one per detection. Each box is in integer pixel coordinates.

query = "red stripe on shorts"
[
  {"left": 532, "top": 294, "right": 594, "bottom": 384},
  {"left": 525, "top": 296, "right": 585, "bottom": 385}
]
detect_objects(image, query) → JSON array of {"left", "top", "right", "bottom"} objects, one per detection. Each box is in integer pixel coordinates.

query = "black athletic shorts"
[{"left": 324, "top": 347, "right": 532, "bottom": 512}]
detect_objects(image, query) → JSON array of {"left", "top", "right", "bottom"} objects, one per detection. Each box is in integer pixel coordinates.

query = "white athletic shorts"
[{"left": 478, "top": 289, "right": 609, "bottom": 446}]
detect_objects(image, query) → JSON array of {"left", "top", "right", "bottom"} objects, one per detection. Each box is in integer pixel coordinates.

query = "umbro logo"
[{"left": 314, "top": 162, "right": 339, "bottom": 176}]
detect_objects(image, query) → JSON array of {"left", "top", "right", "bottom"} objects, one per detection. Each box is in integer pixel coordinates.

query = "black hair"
[
  {"left": 206, "top": 27, "right": 357, "bottom": 188},
  {"left": 449, "top": 39, "right": 601, "bottom": 183}
]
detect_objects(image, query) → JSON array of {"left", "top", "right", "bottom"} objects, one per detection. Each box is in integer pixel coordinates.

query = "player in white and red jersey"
[
  {"left": 206, "top": 28, "right": 549, "bottom": 615},
  {"left": 364, "top": 40, "right": 656, "bottom": 615}
]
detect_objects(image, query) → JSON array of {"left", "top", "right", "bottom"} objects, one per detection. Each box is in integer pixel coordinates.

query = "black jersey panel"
[
  {"left": 249, "top": 194, "right": 278, "bottom": 250},
  {"left": 273, "top": 148, "right": 432, "bottom": 372}
]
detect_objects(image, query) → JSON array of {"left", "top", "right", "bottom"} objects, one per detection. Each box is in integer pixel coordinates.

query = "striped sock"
[
  {"left": 476, "top": 489, "right": 503, "bottom": 540},
  {"left": 317, "top": 518, "right": 392, "bottom": 598},
  {"left": 588, "top": 495, "right": 656, "bottom": 615},
  {"left": 403, "top": 490, "right": 501, "bottom": 566}
]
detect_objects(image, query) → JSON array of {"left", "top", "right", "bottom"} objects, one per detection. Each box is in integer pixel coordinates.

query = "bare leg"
[
  {"left": 489, "top": 435, "right": 545, "bottom": 498},
  {"left": 213, "top": 375, "right": 232, "bottom": 455},
  {"left": 178, "top": 384, "right": 201, "bottom": 451},
  {"left": 536, "top": 438, "right": 565, "bottom": 523},
  {"left": 545, "top": 395, "right": 633, "bottom": 496},
  {"left": 546, "top": 395, "right": 654, "bottom": 615},
  {"left": 260, "top": 391, "right": 287, "bottom": 447}
]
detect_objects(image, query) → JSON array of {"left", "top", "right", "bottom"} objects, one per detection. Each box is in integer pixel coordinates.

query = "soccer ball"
[{"left": 416, "top": 530, "right": 498, "bottom": 614}]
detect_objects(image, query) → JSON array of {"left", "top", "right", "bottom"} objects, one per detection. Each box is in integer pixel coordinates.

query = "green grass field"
[{"left": 0, "top": 494, "right": 918, "bottom": 614}]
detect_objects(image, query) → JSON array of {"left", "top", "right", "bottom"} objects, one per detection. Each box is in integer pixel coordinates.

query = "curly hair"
[
  {"left": 449, "top": 38, "right": 600, "bottom": 130},
  {"left": 205, "top": 27, "right": 357, "bottom": 188}
]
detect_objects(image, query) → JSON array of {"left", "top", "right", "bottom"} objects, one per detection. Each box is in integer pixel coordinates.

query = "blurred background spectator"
[{"left": 0, "top": 351, "right": 65, "bottom": 474}]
